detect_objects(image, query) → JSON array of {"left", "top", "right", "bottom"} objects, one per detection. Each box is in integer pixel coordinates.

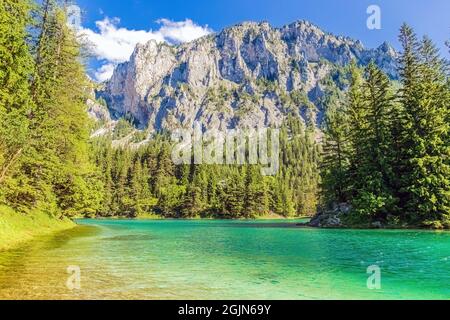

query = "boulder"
[
  {"left": 308, "top": 203, "right": 352, "bottom": 228},
  {"left": 371, "top": 221, "right": 383, "bottom": 229}
]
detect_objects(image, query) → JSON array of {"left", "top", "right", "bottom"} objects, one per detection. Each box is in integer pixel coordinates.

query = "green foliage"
[
  {"left": 322, "top": 61, "right": 402, "bottom": 221},
  {"left": 0, "top": 0, "right": 104, "bottom": 217},
  {"left": 395, "top": 26, "right": 450, "bottom": 225},
  {"left": 322, "top": 25, "right": 450, "bottom": 228},
  {"left": 0, "top": 0, "right": 34, "bottom": 193},
  {"left": 321, "top": 87, "right": 350, "bottom": 205},
  {"left": 113, "top": 118, "right": 135, "bottom": 140},
  {"left": 256, "top": 78, "right": 278, "bottom": 93},
  {"left": 90, "top": 115, "right": 320, "bottom": 218}
]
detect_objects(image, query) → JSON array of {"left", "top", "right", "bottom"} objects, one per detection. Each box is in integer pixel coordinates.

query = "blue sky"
[{"left": 76, "top": 0, "right": 450, "bottom": 80}]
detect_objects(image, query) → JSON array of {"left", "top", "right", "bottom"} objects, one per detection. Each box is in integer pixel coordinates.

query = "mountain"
[{"left": 95, "top": 20, "right": 398, "bottom": 135}]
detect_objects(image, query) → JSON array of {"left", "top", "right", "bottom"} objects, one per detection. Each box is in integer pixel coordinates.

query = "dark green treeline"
[{"left": 91, "top": 116, "right": 320, "bottom": 218}]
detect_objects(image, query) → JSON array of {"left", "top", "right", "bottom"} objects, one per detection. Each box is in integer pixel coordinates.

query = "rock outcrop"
[
  {"left": 97, "top": 20, "right": 398, "bottom": 133},
  {"left": 308, "top": 203, "right": 351, "bottom": 228}
]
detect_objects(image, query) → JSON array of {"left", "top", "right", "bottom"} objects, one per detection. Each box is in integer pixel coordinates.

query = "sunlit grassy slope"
[{"left": 0, "top": 206, "right": 75, "bottom": 251}]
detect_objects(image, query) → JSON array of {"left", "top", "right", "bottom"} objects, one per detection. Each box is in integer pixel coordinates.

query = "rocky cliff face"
[{"left": 98, "top": 20, "right": 398, "bottom": 133}]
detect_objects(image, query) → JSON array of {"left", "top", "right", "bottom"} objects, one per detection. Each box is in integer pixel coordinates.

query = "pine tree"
[
  {"left": 397, "top": 25, "right": 450, "bottom": 226},
  {"left": 224, "top": 169, "right": 244, "bottom": 218},
  {"left": 153, "top": 145, "right": 175, "bottom": 197},
  {"left": 351, "top": 63, "right": 397, "bottom": 218},
  {"left": 321, "top": 92, "right": 350, "bottom": 206},
  {"left": 243, "top": 165, "right": 268, "bottom": 217},
  {"left": 182, "top": 185, "right": 203, "bottom": 217}
]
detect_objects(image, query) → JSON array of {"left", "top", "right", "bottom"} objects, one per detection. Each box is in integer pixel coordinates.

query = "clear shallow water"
[{"left": 0, "top": 219, "right": 449, "bottom": 300}]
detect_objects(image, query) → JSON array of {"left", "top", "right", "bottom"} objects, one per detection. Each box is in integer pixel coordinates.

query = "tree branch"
[{"left": 0, "top": 148, "right": 23, "bottom": 184}]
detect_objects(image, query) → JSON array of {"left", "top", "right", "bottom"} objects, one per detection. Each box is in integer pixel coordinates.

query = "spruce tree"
[
  {"left": 351, "top": 63, "right": 396, "bottom": 218},
  {"left": 397, "top": 25, "right": 450, "bottom": 226},
  {"left": 321, "top": 92, "right": 350, "bottom": 206}
]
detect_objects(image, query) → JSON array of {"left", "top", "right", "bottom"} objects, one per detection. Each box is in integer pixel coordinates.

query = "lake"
[{"left": 0, "top": 219, "right": 449, "bottom": 299}]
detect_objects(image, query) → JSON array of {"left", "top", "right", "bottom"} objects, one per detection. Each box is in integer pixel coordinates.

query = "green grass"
[{"left": 0, "top": 206, "right": 75, "bottom": 251}]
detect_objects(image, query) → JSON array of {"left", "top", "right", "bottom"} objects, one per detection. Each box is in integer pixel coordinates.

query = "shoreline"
[
  {"left": 3, "top": 211, "right": 446, "bottom": 254},
  {"left": 295, "top": 222, "right": 450, "bottom": 231},
  {"left": 0, "top": 206, "right": 76, "bottom": 252},
  {"left": 75, "top": 215, "right": 312, "bottom": 221},
  {"left": 76, "top": 216, "right": 448, "bottom": 230},
  {"left": 305, "top": 205, "right": 450, "bottom": 231}
]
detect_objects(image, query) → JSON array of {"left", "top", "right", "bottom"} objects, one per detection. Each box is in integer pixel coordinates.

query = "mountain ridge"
[{"left": 93, "top": 19, "right": 398, "bottom": 136}]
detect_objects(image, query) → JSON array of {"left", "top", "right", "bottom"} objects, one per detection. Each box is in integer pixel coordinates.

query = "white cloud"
[
  {"left": 156, "top": 18, "right": 212, "bottom": 44},
  {"left": 94, "top": 63, "right": 116, "bottom": 82},
  {"left": 80, "top": 18, "right": 213, "bottom": 82},
  {"left": 80, "top": 17, "right": 164, "bottom": 64}
]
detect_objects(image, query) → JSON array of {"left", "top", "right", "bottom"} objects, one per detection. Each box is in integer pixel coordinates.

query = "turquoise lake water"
[{"left": 0, "top": 219, "right": 449, "bottom": 299}]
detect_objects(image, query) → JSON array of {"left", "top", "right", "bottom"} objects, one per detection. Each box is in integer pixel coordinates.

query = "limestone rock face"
[{"left": 98, "top": 20, "right": 398, "bottom": 132}]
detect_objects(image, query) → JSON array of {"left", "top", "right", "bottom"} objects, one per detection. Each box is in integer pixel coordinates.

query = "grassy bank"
[{"left": 0, "top": 206, "right": 75, "bottom": 251}]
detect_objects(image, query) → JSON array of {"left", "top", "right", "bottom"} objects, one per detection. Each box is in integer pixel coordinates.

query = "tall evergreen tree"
[
  {"left": 321, "top": 92, "right": 350, "bottom": 206},
  {"left": 397, "top": 25, "right": 450, "bottom": 226},
  {"left": 351, "top": 63, "right": 396, "bottom": 218}
]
